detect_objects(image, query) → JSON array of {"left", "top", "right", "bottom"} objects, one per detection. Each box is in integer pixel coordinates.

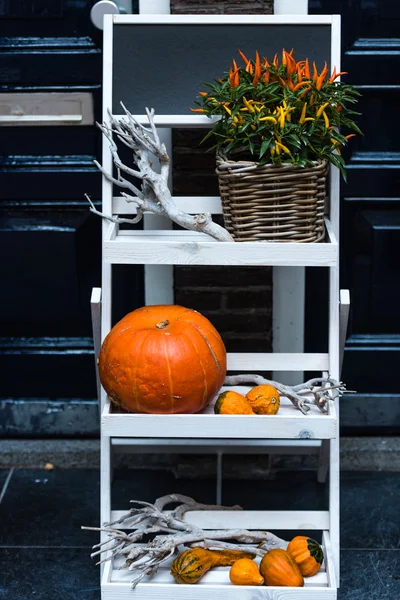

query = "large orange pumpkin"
[{"left": 99, "top": 305, "right": 226, "bottom": 414}]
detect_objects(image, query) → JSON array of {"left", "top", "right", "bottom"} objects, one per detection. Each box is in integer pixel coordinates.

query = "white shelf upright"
[{"left": 91, "top": 14, "right": 348, "bottom": 599}]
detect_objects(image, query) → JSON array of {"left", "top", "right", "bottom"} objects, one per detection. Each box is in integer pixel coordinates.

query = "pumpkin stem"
[{"left": 156, "top": 320, "right": 170, "bottom": 329}]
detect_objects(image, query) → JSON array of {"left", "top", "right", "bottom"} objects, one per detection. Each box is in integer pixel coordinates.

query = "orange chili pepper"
[
  {"left": 287, "top": 78, "right": 294, "bottom": 91},
  {"left": 293, "top": 81, "right": 310, "bottom": 92},
  {"left": 296, "top": 64, "right": 303, "bottom": 83},
  {"left": 253, "top": 50, "right": 261, "bottom": 86},
  {"left": 199, "top": 91, "right": 207, "bottom": 97},
  {"left": 190, "top": 108, "right": 204, "bottom": 113},
  {"left": 286, "top": 52, "right": 297, "bottom": 77},
  {"left": 299, "top": 85, "right": 312, "bottom": 98},
  {"left": 245, "top": 61, "right": 253, "bottom": 74},
  {"left": 303, "top": 58, "right": 310, "bottom": 79},
  {"left": 329, "top": 70, "right": 348, "bottom": 82},
  {"left": 273, "top": 52, "right": 279, "bottom": 69},
  {"left": 346, "top": 134, "right": 356, "bottom": 140},
  {"left": 238, "top": 49, "right": 250, "bottom": 67},
  {"left": 312, "top": 61, "right": 319, "bottom": 82},
  {"left": 316, "top": 62, "right": 329, "bottom": 90},
  {"left": 282, "top": 49, "right": 287, "bottom": 66},
  {"left": 278, "top": 76, "right": 287, "bottom": 88}
]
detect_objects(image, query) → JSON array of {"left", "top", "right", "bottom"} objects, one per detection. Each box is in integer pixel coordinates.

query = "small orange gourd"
[
  {"left": 171, "top": 548, "right": 255, "bottom": 584},
  {"left": 229, "top": 558, "right": 264, "bottom": 586},
  {"left": 259, "top": 548, "right": 304, "bottom": 587},
  {"left": 287, "top": 536, "right": 323, "bottom": 577},
  {"left": 245, "top": 385, "right": 280, "bottom": 415},
  {"left": 214, "top": 390, "right": 255, "bottom": 415}
]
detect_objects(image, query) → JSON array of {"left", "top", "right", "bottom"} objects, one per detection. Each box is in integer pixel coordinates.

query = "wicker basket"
[{"left": 216, "top": 153, "right": 328, "bottom": 242}]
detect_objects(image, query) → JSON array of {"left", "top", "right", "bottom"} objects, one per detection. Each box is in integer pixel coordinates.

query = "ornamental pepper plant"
[{"left": 191, "top": 49, "right": 361, "bottom": 179}]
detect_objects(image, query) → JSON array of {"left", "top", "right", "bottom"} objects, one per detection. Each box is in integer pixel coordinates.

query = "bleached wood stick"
[{"left": 89, "top": 104, "right": 234, "bottom": 242}]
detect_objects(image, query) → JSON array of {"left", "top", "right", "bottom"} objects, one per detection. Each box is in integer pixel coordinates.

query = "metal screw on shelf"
[{"left": 298, "top": 430, "right": 313, "bottom": 439}]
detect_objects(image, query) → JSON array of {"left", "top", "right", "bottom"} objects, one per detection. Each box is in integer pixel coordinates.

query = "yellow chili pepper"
[
  {"left": 299, "top": 102, "right": 307, "bottom": 124},
  {"left": 250, "top": 124, "right": 257, "bottom": 131},
  {"left": 240, "top": 107, "right": 249, "bottom": 111},
  {"left": 275, "top": 143, "right": 281, "bottom": 155},
  {"left": 322, "top": 110, "right": 330, "bottom": 128},
  {"left": 303, "top": 117, "right": 315, "bottom": 122},
  {"left": 277, "top": 107, "right": 285, "bottom": 129},
  {"left": 276, "top": 142, "right": 291, "bottom": 155},
  {"left": 270, "top": 146, "right": 275, "bottom": 156},
  {"left": 243, "top": 97, "right": 255, "bottom": 113},
  {"left": 254, "top": 105, "right": 261, "bottom": 113},
  {"left": 233, "top": 116, "right": 239, "bottom": 124},
  {"left": 259, "top": 116, "right": 277, "bottom": 123},
  {"left": 316, "top": 102, "right": 330, "bottom": 117},
  {"left": 223, "top": 105, "right": 232, "bottom": 116}
]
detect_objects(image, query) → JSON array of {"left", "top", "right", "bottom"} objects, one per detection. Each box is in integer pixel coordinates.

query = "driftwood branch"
[
  {"left": 83, "top": 494, "right": 287, "bottom": 588},
  {"left": 224, "top": 375, "right": 347, "bottom": 414},
  {"left": 89, "top": 104, "right": 234, "bottom": 242}
]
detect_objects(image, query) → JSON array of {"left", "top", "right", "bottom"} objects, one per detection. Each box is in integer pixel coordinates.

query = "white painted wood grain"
[
  {"left": 109, "top": 510, "right": 330, "bottom": 531},
  {"left": 104, "top": 230, "right": 338, "bottom": 267},
  {"left": 339, "top": 290, "right": 350, "bottom": 376},
  {"left": 227, "top": 353, "right": 329, "bottom": 371},
  {"left": 102, "top": 540, "right": 337, "bottom": 598},
  {"left": 144, "top": 128, "right": 174, "bottom": 306},
  {"left": 90, "top": 287, "right": 102, "bottom": 404},
  {"left": 101, "top": 388, "right": 337, "bottom": 440},
  {"left": 322, "top": 531, "right": 337, "bottom": 589},
  {"left": 102, "top": 582, "right": 335, "bottom": 600},
  {"left": 111, "top": 438, "right": 321, "bottom": 454},
  {"left": 100, "top": 434, "right": 111, "bottom": 582},
  {"left": 101, "top": 15, "right": 114, "bottom": 418},
  {"left": 113, "top": 14, "right": 334, "bottom": 25},
  {"left": 113, "top": 196, "right": 222, "bottom": 215}
]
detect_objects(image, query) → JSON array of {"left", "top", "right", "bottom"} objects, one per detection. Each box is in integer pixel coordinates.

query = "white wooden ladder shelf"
[{"left": 93, "top": 13, "right": 347, "bottom": 600}]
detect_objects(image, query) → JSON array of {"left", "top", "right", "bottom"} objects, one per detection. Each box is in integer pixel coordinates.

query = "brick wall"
[
  {"left": 171, "top": 0, "right": 274, "bottom": 354},
  {"left": 171, "top": 1, "right": 273, "bottom": 15}
]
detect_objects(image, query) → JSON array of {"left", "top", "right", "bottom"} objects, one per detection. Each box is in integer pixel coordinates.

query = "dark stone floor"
[{"left": 0, "top": 468, "right": 399, "bottom": 599}]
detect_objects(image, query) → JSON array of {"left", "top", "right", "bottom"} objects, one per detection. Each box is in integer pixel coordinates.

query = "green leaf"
[{"left": 259, "top": 137, "right": 272, "bottom": 159}]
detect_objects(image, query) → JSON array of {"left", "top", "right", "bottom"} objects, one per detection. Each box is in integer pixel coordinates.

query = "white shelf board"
[
  {"left": 109, "top": 509, "right": 330, "bottom": 531},
  {"left": 101, "top": 543, "right": 336, "bottom": 599},
  {"left": 102, "top": 386, "right": 337, "bottom": 440},
  {"left": 104, "top": 219, "right": 338, "bottom": 267}
]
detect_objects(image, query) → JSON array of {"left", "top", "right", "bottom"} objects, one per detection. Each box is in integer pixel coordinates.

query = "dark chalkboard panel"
[{"left": 112, "top": 24, "right": 331, "bottom": 114}]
